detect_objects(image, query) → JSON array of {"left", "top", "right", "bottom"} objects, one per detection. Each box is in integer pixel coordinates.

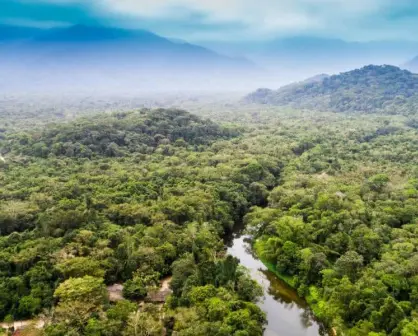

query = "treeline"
[
  {"left": 2, "top": 109, "right": 240, "bottom": 158},
  {"left": 245, "top": 65, "right": 418, "bottom": 115}
]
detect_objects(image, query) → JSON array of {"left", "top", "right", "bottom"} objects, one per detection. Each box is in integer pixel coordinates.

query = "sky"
[{"left": 2, "top": 0, "right": 418, "bottom": 42}]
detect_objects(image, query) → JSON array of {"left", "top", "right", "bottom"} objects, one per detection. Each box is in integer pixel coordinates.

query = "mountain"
[
  {"left": 0, "top": 24, "right": 259, "bottom": 93},
  {"left": 200, "top": 37, "right": 418, "bottom": 83},
  {"left": 244, "top": 65, "right": 418, "bottom": 115},
  {"left": 0, "top": 24, "right": 43, "bottom": 41}
]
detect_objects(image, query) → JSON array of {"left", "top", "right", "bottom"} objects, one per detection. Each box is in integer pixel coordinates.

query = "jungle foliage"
[
  {"left": 0, "top": 97, "right": 417, "bottom": 336},
  {"left": 2, "top": 109, "right": 239, "bottom": 159},
  {"left": 246, "top": 111, "right": 418, "bottom": 335},
  {"left": 0, "top": 107, "right": 274, "bottom": 335}
]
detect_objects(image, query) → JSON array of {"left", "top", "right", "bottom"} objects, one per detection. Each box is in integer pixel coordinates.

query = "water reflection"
[
  {"left": 227, "top": 231, "right": 325, "bottom": 336},
  {"left": 262, "top": 270, "right": 306, "bottom": 306}
]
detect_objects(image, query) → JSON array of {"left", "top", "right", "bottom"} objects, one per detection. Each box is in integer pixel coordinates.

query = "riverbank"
[
  {"left": 253, "top": 239, "right": 338, "bottom": 336},
  {"left": 227, "top": 232, "right": 323, "bottom": 335}
]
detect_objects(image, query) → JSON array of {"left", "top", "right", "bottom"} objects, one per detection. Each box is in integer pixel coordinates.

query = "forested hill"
[
  {"left": 245, "top": 65, "right": 418, "bottom": 115},
  {"left": 2, "top": 109, "right": 240, "bottom": 158},
  {"left": 0, "top": 105, "right": 276, "bottom": 335}
]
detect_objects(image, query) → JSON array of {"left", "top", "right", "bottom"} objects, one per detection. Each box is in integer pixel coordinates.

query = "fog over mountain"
[
  {"left": 0, "top": 24, "right": 265, "bottom": 94},
  {"left": 200, "top": 37, "right": 418, "bottom": 81},
  {"left": 3, "top": 0, "right": 418, "bottom": 93}
]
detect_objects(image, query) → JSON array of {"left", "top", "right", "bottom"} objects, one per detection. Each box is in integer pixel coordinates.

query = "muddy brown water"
[{"left": 226, "top": 228, "right": 327, "bottom": 336}]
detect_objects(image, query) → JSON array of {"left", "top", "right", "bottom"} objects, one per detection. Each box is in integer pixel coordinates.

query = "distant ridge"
[
  {"left": 32, "top": 24, "right": 167, "bottom": 43},
  {"left": 200, "top": 37, "right": 418, "bottom": 81},
  {"left": 0, "top": 24, "right": 43, "bottom": 41},
  {"left": 244, "top": 65, "right": 418, "bottom": 115},
  {"left": 0, "top": 24, "right": 259, "bottom": 93}
]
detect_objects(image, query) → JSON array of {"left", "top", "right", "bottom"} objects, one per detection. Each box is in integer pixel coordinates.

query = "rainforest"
[
  {"left": 0, "top": 90, "right": 417, "bottom": 336},
  {"left": 3, "top": 0, "right": 418, "bottom": 333}
]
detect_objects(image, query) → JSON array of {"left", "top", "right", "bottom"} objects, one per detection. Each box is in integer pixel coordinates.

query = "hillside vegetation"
[
  {"left": 2, "top": 109, "right": 239, "bottom": 158},
  {"left": 245, "top": 65, "right": 418, "bottom": 115},
  {"left": 0, "top": 108, "right": 276, "bottom": 336}
]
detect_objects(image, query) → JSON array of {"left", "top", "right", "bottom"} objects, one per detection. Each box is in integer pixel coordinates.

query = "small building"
[
  {"left": 146, "top": 289, "right": 172, "bottom": 303},
  {"left": 107, "top": 284, "right": 124, "bottom": 302},
  {"left": 146, "top": 276, "right": 173, "bottom": 303}
]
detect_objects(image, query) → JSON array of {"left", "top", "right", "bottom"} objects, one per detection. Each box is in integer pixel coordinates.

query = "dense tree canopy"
[
  {"left": 0, "top": 107, "right": 272, "bottom": 335},
  {"left": 3, "top": 109, "right": 239, "bottom": 159},
  {"left": 0, "top": 93, "right": 417, "bottom": 336},
  {"left": 246, "top": 110, "right": 418, "bottom": 335}
]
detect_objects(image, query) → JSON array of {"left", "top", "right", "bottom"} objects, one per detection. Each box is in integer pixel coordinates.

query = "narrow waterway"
[{"left": 226, "top": 228, "right": 325, "bottom": 336}]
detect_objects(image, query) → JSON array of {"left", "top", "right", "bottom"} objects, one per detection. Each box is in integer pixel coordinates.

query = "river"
[{"left": 226, "top": 228, "right": 326, "bottom": 336}]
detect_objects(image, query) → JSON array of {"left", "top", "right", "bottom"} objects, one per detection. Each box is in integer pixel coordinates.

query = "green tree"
[{"left": 335, "top": 251, "right": 364, "bottom": 281}]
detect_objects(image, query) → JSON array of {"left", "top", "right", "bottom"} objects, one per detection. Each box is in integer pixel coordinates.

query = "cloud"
[
  {"left": 93, "top": 0, "right": 385, "bottom": 39},
  {"left": 1, "top": 0, "right": 99, "bottom": 28},
  {"left": 4, "top": 0, "right": 418, "bottom": 41},
  {"left": 78, "top": 0, "right": 418, "bottom": 40}
]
